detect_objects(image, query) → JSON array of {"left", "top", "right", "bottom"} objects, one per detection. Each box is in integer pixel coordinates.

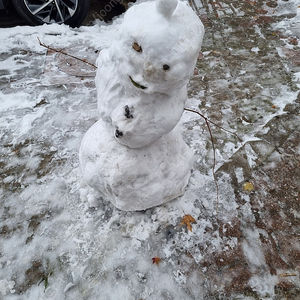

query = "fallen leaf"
[
  {"left": 152, "top": 257, "right": 162, "bottom": 266},
  {"left": 132, "top": 42, "right": 142, "bottom": 52},
  {"left": 288, "top": 37, "right": 298, "bottom": 46},
  {"left": 180, "top": 214, "right": 197, "bottom": 232},
  {"left": 279, "top": 273, "right": 297, "bottom": 277},
  {"left": 243, "top": 182, "right": 254, "bottom": 191}
]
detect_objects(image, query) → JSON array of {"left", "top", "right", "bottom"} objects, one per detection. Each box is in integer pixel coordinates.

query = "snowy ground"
[{"left": 1, "top": 0, "right": 300, "bottom": 299}]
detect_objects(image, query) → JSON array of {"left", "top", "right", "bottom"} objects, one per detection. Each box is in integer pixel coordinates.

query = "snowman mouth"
[{"left": 129, "top": 76, "right": 147, "bottom": 90}]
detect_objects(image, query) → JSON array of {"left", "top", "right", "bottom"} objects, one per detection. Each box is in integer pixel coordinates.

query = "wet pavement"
[
  {"left": 1, "top": 0, "right": 300, "bottom": 299},
  {"left": 190, "top": 0, "right": 300, "bottom": 298},
  {"left": 186, "top": 0, "right": 300, "bottom": 299}
]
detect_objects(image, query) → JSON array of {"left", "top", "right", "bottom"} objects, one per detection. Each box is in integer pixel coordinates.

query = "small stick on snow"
[
  {"left": 184, "top": 108, "right": 242, "bottom": 142},
  {"left": 37, "top": 37, "right": 98, "bottom": 69}
]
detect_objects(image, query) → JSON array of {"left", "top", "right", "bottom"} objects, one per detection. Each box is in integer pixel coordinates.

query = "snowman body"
[{"left": 79, "top": 0, "right": 204, "bottom": 211}]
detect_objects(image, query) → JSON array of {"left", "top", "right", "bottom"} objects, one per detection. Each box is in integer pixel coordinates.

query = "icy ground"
[{"left": 1, "top": 1, "right": 300, "bottom": 299}]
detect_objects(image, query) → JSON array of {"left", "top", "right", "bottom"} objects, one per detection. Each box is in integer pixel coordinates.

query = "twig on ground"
[
  {"left": 37, "top": 37, "right": 98, "bottom": 69},
  {"left": 279, "top": 274, "right": 297, "bottom": 277},
  {"left": 184, "top": 107, "right": 242, "bottom": 213},
  {"left": 184, "top": 108, "right": 242, "bottom": 142}
]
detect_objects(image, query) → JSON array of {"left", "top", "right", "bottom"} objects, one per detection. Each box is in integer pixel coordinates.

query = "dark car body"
[
  {"left": 0, "top": 0, "right": 8, "bottom": 9},
  {"left": 0, "top": 0, "right": 90, "bottom": 27}
]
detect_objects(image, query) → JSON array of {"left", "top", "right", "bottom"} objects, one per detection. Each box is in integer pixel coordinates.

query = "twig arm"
[{"left": 184, "top": 108, "right": 242, "bottom": 142}]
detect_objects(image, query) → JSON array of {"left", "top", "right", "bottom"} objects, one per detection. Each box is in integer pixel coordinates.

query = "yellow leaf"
[
  {"left": 243, "top": 182, "right": 254, "bottom": 191},
  {"left": 180, "top": 214, "right": 197, "bottom": 232},
  {"left": 279, "top": 273, "right": 297, "bottom": 277}
]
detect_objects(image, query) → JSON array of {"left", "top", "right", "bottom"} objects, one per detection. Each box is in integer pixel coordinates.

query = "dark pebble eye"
[
  {"left": 124, "top": 105, "right": 133, "bottom": 119},
  {"left": 115, "top": 129, "right": 123, "bottom": 138},
  {"left": 163, "top": 64, "right": 170, "bottom": 71}
]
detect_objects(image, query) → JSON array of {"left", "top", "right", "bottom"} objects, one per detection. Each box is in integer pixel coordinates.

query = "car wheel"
[{"left": 12, "top": 0, "right": 90, "bottom": 27}]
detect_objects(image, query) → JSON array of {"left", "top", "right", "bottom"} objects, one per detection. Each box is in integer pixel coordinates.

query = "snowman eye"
[
  {"left": 163, "top": 64, "right": 170, "bottom": 71},
  {"left": 132, "top": 42, "right": 142, "bottom": 52}
]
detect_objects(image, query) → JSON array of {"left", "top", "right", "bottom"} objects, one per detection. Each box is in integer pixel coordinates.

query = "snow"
[
  {"left": 1, "top": 0, "right": 300, "bottom": 299},
  {"left": 0, "top": 280, "right": 15, "bottom": 295}
]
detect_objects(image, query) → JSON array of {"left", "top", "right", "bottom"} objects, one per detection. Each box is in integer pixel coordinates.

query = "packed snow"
[{"left": 79, "top": 0, "right": 204, "bottom": 211}]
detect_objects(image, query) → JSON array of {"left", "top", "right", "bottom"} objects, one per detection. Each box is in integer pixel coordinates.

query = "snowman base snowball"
[{"left": 79, "top": 121, "right": 194, "bottom": 211}]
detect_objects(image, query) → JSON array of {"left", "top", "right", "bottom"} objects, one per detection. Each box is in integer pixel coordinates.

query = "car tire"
[{"left": 12, "top": 0, "right": 90, "bottom": 27}]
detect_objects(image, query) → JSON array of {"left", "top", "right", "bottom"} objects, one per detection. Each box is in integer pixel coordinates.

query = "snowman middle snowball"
[{"left": 79, "top": 0, "right": 204, "bottom": 211}]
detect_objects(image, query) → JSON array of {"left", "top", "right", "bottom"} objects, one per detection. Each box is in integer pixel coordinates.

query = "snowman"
[{"left": 79, "top": 0, "right": 204, "bottom": 211}]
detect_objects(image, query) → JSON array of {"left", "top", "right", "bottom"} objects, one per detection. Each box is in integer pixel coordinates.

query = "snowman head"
[{"left": 110, "top": 0, "right": 204, "bottom": 95}]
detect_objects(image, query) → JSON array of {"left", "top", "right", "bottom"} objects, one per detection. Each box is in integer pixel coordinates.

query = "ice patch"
[
  {"left": 0, "top": 279, "right": 15, "bottom": 296},
  {"left": 2, "top": 175, "right": 15, "bottom": 184},
  {"left": 251, "top": 47, "right": 259, "bottom": 54},
  {"left": 248, "top": 275, "right": 277, "bottom": 299},
  {"left": 235, "top": 167, "right": 244, "bottom": 183},
  {"left": 245, "top": 143, "right": 258, "bottom": 168}
]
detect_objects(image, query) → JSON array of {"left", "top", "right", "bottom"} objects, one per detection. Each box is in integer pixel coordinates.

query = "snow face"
[{"left": 79, "top": 0, "right": 204, "bottom": 211}]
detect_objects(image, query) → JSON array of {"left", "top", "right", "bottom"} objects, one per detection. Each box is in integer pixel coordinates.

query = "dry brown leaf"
[
  {"left": 132, "top": 42, "right": 142, "bottom": 52},
  {"left": 180, "top": 214, "right": 197, "bottom": 232},
  {"left": 152, "top": 257, "right": 162, "bottom": 266}
]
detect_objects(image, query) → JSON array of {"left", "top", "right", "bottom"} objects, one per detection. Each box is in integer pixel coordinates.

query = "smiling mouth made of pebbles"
[{"left": 129, "top": 76, "right": 147, "bottom": 90}]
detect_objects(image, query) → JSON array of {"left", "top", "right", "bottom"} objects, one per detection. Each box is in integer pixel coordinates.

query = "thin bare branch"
[
  {"left": 37, "top": 37, "right": 98, "bottom": 69},
  {"left": 184, "top": 108, "right": 242, "bottom": 142},
  {"left": 204, "top": 117, "right": 219, "bottom": 213},
  {"left": 279, "top": 274, "right": 297, "bottom": 277},
  {"left": 184, "top": 107, "right": 242, "bottom": 213}
]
